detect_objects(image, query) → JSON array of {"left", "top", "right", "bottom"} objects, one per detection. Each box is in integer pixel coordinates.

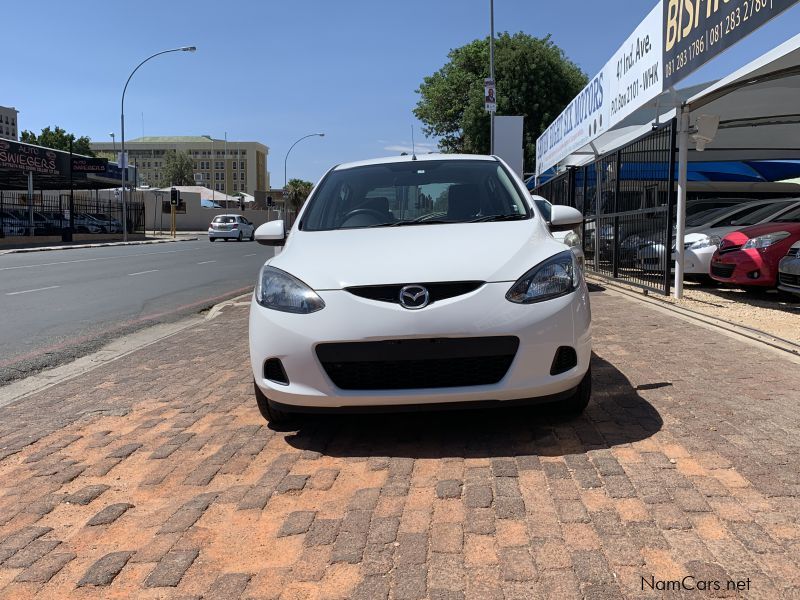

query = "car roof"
[
  {"left": 333, "top": 154, "right": 499, "bottom": 172},
  {"left": 213, "top": 214, "right": 243, "bottom": 217}
]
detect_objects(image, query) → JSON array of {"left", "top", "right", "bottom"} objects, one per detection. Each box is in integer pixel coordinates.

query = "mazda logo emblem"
[{"left": 399, "top": 285, "right": 430, "bottom": 310}]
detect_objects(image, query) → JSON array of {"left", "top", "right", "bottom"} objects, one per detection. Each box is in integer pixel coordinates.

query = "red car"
[{"left": 710, "top": 205, "right": 800, "bottom": 287}]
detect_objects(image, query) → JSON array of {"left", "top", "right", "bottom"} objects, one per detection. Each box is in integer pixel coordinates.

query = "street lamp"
[
  {"left": 109, "top": 132, "right": 116, "bottom": 153},
  {"left": 120, "top": 46, "right": 196, "bottom": 241},
  {"left": 284, "top": 132, "right": 325, "bottom": 190}
]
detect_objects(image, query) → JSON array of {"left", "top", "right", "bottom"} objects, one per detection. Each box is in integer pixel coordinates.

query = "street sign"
[{"left": 484, "top": 78, "right": 497, "bottom": 113}]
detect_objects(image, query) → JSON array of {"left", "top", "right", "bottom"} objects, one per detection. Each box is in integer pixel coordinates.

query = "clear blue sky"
[{"left": 6, "top": 1, "right": 800, "bottom": 185}]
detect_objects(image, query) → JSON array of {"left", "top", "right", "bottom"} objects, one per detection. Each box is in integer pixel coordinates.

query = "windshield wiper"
[
  {"left": 466, "top": 214, "right": 528, "bottom": 223},
  {"left": 367, "top": 219, "right": 452, "bottom": 228}
]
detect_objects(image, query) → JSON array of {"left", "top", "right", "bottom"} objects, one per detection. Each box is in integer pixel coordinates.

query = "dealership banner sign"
[
  {"left": 71, "top": 157, "right": 108, "bottom": 173},
  {"left": 0, "top": 139, "right": 68, "bottom": 176},
  {"left": 536, "top": 0, "right": 799, "bottom": 176}
]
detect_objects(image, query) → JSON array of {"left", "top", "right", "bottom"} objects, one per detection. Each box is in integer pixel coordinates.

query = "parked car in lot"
[
  {"left": 1, "top": 210, "right": 28, "bottom": 236},
  {"left": 249, "top": 155, "right": 591, "bottom": 425},
  {"left": 710, "top": 205, "right": 800, "bottom": 287},
  {"left": 635, "top": 199, "right": 800, "bottom": 275},
  {"left": 89, "top": 213, "right": 123, "bottom": 233},
  {"left": 208, "top": 214, "right": 256, "bottom": 242},
  {"left": 531, "top": 196, "right": 584, "bottom": 268},
  {"left": 778, "top": 241, "right": 800, "bottom": 296}
]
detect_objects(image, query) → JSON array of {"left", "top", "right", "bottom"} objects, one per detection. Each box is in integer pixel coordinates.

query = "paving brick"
[
  {"left": 144, "top": 549, "right": 199, "bottom": 587},
  {"left": 395, "top": 532, "right": 428, "bottom": 565},
  {"left": 106, "top": 443, "right": 142, "bottom": 459},
  {"left": 435, "top": 479, "right": 462, "bottom": 499},
  {"left": 498, "top": 547, "right": 536, "bottom": 581},
  {"left": 3, "top": 538, "right": 61, "bottom": 568},
  {"left": 305, "top": 518, "right": 341, "bottom": 546},
  {"left": 368, "top": 516, "right": 400, "bottom": 545},
  {"left": 495, "top": 497, "right": 525, "bottom": 520},
  {"left": 464, "top": 508, "right": 495, "bottom": 535},
  {"left": 463, "top": 484, "right": 492, "bottom": 508},
  {"left": 276, "top": 474, "right": 309, "bottom": 493},
  {"left": 13, "top": 552, "right": 76, "bottom": 583},
  {"left": 392, "top": 564, "right": 427, "bottom": 600},
  {"left": 278, "top": 510, "right": 316, "bottom": 537},
  {"left": 78, "top": 551, "right": 134, "bottom": 586},
  {"left": 330, "top": 530, "right": 367, "bottom": 564},
  {"left": 491, "top": 459, "right": 518, "bottom": 478},
  {"left": 64, "top": 484, "right": 110, "bottom": 505},
  {"left": 350, "top": 487, "right": 381, "bottom": 510},
  {"left": 431, "top": 523, "right": 463, "bottom": 553},
  {"left": 352, "top": 574, "right": 390, "bottom": 600}
]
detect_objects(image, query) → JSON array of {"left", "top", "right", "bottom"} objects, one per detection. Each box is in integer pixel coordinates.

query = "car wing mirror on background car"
[
  {"left": 255, "top": 220, "right": 286, "bottom": 246},
  {"left": 549, "top": 205, "right": 583, "bottom": 232}
]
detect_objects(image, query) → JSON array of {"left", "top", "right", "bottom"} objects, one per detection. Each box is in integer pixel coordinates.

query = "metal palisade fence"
[
  {"left": 535, "top": 119, "right": 677, "bottom": 296},
  {"left": 0, "top": 190, "right": 146, "bottom": 238}
]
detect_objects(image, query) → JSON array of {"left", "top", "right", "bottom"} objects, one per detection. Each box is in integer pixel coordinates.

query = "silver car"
[
  {"left": 208, "top": 214, "right": 256, "bottom": 242},
  {"left": 778, "top": 241, "right": 800, "bottom": 296}
]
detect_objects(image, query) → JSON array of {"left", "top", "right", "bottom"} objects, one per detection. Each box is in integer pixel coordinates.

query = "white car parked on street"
[
  {"left": 208, "top": 214, "right": 256, "bottom": 242},
  {"left": 248, "top": 154, "right": 591, "bottom": 425}
]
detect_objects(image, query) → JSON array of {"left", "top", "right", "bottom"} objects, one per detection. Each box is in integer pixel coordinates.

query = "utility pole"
[{"left": 489, "top": 0, "right": 496, "bottom": 155}]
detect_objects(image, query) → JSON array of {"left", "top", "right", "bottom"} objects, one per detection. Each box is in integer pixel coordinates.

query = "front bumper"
[
  {"left": 709, "top": 249, "right": 776, "bottom": 287},
  {"left": 249, "top": 281, "right": 592, "bottom": 409},
  {"left": 778, "top": 256, "right": 800, "bottom": 295}
]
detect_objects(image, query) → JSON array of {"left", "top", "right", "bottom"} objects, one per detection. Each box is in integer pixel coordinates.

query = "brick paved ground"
[{"left": 0, "top": 289, "right": 798, "bottom": 599}]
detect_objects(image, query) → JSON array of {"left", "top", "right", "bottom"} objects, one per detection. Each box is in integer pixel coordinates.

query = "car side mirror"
[
  {"left": 255, "top": 220, "right": 286, "bottom": 246},
  {"left": 549, "top": 205, "right": 583, "bottom": 232}
]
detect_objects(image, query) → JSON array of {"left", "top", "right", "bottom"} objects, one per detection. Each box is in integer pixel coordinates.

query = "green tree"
[
  {"left": 414, "top": 32, "right": 587, "bottom": 173},
  {"left": 160, "top": 150, "right": 196, "bottom": 187},
  {"left": 285, "top": 178, "right": 313, "bottom": 211},
  {"left": 20, "top": 126, "right": 95, "bottom": 156}
]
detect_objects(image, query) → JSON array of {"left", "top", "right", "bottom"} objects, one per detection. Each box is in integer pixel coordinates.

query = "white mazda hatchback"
[{"left": 249, "top": 155, "right": 591, "bottom": 425}]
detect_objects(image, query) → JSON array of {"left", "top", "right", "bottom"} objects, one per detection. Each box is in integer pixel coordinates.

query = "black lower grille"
[
  {"left": 316, "top": 337, "right": 519, "bottom": 390},
  {"left": 718, "top": 243, "right": 742, "bottom": 254},
  {"left": 711, "top": 263, "right": 735, "bottom": 278},
  {"left": 779, "top": 272, "right": 800, "bottom": 287},
  {"left": 550, "top": 347, "right": 578, "bottom": 375}
]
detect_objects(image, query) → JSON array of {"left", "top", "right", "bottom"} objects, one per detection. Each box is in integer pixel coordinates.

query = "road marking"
[
  {"left": 197, "top": 260, "right": 217, "bottom": 265},
  {"left": 129, "top": 269, "right": 159, "bottom": 276},
  {"left": 6, "top": 285, "right": 60, "bottom": 296},
  {"left": 0, "top": 248, "right": 195, "bottom": 272},
  {"left": 243, "top": 253, "right": 257, "bottom": 257}
]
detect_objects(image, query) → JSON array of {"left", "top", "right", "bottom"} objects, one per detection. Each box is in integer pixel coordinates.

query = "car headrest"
[
  {"left": 359, "top": 196, "right": 390, "bottom": 213},
  {"left": 447, "top": 184, "right": 481, "bottom": 220}
]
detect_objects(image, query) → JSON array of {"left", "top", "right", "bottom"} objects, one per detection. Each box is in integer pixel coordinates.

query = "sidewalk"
[
  {"left": 0, "top": 290, "right": 798, "bottom": 598},
  {"left": 0, "top": 232, "right": 205, "bottom": 255}
]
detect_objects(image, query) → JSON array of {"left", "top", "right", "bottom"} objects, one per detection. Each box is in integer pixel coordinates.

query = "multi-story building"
[
  {"left": 90, "top": 136, "right": 269, "bottom": 194},
  {"left": 0, "top": 106, "right": 19, "bottom": 141}
]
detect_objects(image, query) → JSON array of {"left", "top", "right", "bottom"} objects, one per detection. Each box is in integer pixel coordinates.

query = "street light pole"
[
  {"left": 110, "top": 132, "right": 116, "bottom": 154},
  {"left": 489, "top": 0, "right": 495, "bottom": 155},
  {"left": 284, "top": 133, "right": 324, "bottom": 215},
  {"left": 120, "top": 46, "right": 196, "bottom": 241}
]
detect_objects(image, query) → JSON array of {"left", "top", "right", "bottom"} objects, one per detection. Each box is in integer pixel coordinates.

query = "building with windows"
[
  {"left": 0, "top": 106, "right": 19, "bottom": 141},
  {"left": 90, "top": 136, "right": 269, "bottom": 194}
]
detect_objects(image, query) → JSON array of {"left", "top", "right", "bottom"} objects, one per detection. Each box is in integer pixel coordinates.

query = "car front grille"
[
  {"left": 779, "top": 272, "right": 800, "bottom": 287},
  {"left": 788, "top": 247, "right": 800, "bottom": 258},
  {"left": 345, "top": 281, "right": 484, "bottom": 306},
  {"left": 711, "top": 263, "right": 736, "bottom": 278},
  {"left": 718, "top": 243, "right": 742, "bottom": 254},
  {"left": 316, "top": 336, "right": 519, "bottom": 390}
]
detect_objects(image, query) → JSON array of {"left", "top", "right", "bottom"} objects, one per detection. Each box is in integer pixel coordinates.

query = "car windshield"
[
  {"left": 729, "top": 201, "right": 797, "bottom": 226},
  {"left": 213, "top": 216, "right": 236, "bottom": 224},
  {"left": 774, "top": 205, "right": 800, "bottom": 223},
  {"left": 300, "top": 159, "right": 531, "bottom": 231},
  {"left": 685, "top": 206, "right": 732, "bottom": 227}
]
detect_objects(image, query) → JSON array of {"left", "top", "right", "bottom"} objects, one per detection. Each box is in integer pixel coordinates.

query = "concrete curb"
[
  {"left": 0, "top": 292, "right": 252, "bottom": 408},
  {"left": 587, "top": 274, "right": 800, "bottom": 361},
  {"left": 0, "top": 236, "right": 199, "bottom": 255}
]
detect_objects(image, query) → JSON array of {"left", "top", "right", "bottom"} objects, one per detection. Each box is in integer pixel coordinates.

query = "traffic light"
[
  {"left": 266, "top": 196, "right": 273, "bottom": 207},
  {"left": 170, "top": 188, "right": 179, "bottom": 206}
]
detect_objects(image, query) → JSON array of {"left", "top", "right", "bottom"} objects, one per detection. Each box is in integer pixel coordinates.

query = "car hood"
[
  {"left": 268, "top": 221, "right": 564, "bottom": 289},
  {"left": 725, "top": 222, "right": 800, "bottom": 240}
]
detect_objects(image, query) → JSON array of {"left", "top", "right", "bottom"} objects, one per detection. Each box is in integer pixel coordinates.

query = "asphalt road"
[{"left": 0, "top": 239, "right": 274, "bottom": 385}]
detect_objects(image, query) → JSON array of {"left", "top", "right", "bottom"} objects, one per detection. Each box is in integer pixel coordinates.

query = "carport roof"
[{"left": 550, "top": 32, "right": 800, "bottom": 172}]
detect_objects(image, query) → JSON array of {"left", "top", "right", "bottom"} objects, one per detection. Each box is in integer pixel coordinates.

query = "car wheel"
[
  {"left": 254, "top": 380, "right": 293, "bottom": 428},
  {"left": 559, "top": 366, "right": 591, "bottom": 416},
  {"left": 237, "top": 231, "right": 243, "bottom": 242},
  {"left": 209, "top": 237, "right": 216, "bottom": 242}
]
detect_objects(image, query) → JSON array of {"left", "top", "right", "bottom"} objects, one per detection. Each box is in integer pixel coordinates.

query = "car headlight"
[
  {"left": 742, "top": 231, "right": 790, "bottom": 250},
  {"left": 689, "top": 234, "right": 721, "bottom": 250},
  {"left": 506, "top": 250, "right": 578, "bottom": 304},
  {"left": 255, "top": 266, "right": 325, "bottom": 314},
  {"left": 563, "top": 231, "right": 581, "bottom": 249}
]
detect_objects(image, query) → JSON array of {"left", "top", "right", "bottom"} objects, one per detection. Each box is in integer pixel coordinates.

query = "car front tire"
[
  {"left": 559, "top": 366, "right": 591, "bottom": 416},
  {"left": 209, "top": 237, "right": 216, "bottom": 242},
  {"left": 254, "top": 380, "right": 293, "bottom": 427}
]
